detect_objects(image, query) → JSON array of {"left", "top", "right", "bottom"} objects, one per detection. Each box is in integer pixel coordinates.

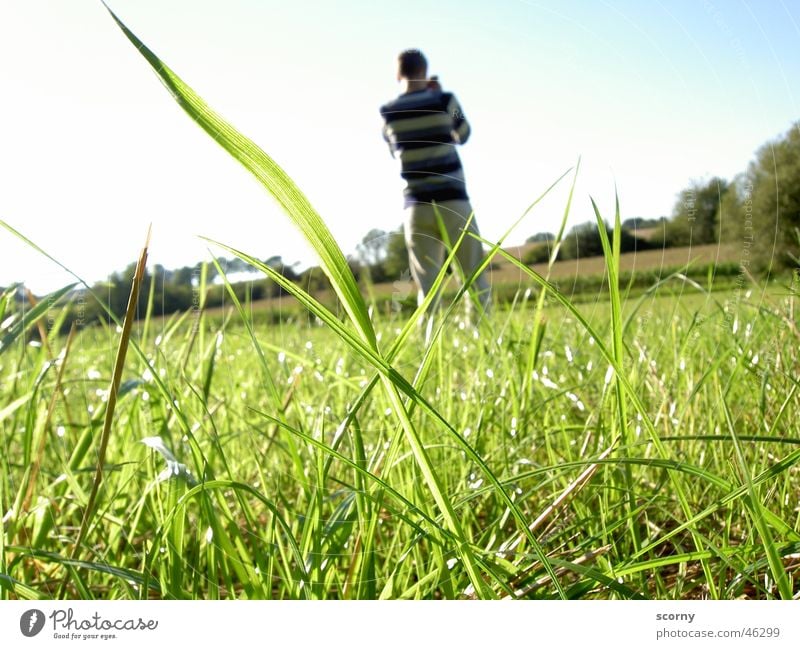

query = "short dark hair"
[{"left": 398, "top": 49, "right": 427, "bottom": 79}]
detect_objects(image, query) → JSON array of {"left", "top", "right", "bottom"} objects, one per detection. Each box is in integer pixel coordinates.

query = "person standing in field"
[{"left": 379, "top": 49, "right": 491, "bottom": 319}]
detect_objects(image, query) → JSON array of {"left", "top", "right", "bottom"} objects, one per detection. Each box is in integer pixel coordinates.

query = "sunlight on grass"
[{"left": 0, "top": 4, "right": 797, "bottom": 601}]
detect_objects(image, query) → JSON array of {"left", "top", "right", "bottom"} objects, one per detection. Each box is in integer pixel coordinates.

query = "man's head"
[{"left": 397, "top": 49, "right": 427, "bottom": 82}]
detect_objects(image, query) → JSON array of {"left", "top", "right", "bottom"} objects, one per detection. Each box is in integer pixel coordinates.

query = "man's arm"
[
  {"left": 382, "top": 123, "right": 397, "bottom": 158},
  {"left": 445, "top": 94, "right": 471, "bottom": 144},
  {"left": 380, "top": 107, "right": 397, "bottom": 158}
]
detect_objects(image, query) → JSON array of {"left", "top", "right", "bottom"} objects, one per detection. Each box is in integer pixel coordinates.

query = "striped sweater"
[{"left": 380, "top": 89, "right": 471, "bottom": 207}]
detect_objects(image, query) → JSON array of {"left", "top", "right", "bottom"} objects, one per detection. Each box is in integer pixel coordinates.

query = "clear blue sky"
[{"left": 1, "top": 0, "right": 798, "bottom": 293}]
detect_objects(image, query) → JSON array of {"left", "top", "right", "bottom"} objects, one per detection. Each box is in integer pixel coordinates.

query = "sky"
[{"left": 1, "top": 0, "right": 798, "bottom": 294}]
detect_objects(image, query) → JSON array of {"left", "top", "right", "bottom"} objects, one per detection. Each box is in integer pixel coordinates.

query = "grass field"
[
  {"left": 1, "top": 8, "right": 799, "bottom": 601},
  {"left": 1, "top": 275, "right": 799, "bottom": 599}
]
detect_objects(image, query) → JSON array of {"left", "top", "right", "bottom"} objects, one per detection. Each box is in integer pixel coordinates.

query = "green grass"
[
  {"left": 1, "top": 276, "right": 798, "bottom": 599},
  {"left": 0, "top": 6, "right": 798, "bottom": 600}
]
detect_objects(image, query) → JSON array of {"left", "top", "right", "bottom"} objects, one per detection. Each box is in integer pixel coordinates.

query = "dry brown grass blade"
[
  {"left": 498, "top": 437, "right": 619, "bottom": 560},
  {"left": 58, "top": 226, "right": 151, "bottom": 598}
]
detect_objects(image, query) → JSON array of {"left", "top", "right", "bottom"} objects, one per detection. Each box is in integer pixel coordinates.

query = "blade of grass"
[
  {"left": 58, "top": 226, "right": 150, "bottom": 598},
  {"left": 524, "top": 157, "right": 580, "bottom": 390},
  {"left": 102, "top": 3, "right": 375, "bottom": 349},
  {"left": 718, "top": 383, "right": 793, "bottom": 599}
]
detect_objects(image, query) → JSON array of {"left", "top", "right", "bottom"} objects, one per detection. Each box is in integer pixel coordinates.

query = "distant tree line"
[
  {"left": 522, "top": 120, "right": 799, "bottom": 272},
  {"left": 40, "top": 255, "right": 302, "bottom": 333}
]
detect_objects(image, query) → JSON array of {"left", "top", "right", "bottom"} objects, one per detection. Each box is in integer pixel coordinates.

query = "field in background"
[{"left": 217, "top": 242, "right": 742, "bottom": 318}]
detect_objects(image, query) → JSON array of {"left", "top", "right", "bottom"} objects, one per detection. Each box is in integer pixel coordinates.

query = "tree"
[
  {"left": 382, "top": 228, "right": 408, "bottom": 280},
  {"left": 299, "top": 266, "right": 330, "bottom": 294},
  {"left": 622, "top": 217, "right": 666, "bottom": 230},
  {"left": 355, "top": 227, "right": 408, "bottom": 283},
  {"left": 747, "top": 122, "right": 800, "bottom": 272},
  {"left": 522, "top": 243, "right": 551, "bottom": 265},
  {"left": 663, "top": 177, "right": 729, "bottom": 247},
  {"left": 264, "top": 256, "right": 300, "bottom": 284},
  {"left": 558, "top": 221, "right": 652, "bottom": 260},
  {"left": 357, "top": 229, "right": 388, "bottom": 268},
  {"left": 526, "top": 231, "right": 555, "bottom": 244},
  {"left": 173, "top": 265, "right": 196, "bottom": 286}
]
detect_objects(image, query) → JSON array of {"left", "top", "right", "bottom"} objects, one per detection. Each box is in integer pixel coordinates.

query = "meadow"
[
  {"left": 1, "top": 7, "right": 799, "bottom": 600},
  {"left": 1, "top": 267, "right": 798, "bottom": 599}
]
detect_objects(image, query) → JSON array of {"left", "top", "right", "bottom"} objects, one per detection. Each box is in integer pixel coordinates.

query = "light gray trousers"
[{"left": 403, "top": 199, "right": 492, "bottom": 317}]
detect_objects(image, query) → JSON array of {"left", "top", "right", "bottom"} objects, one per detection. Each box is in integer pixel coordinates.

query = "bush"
[
  {"left": 557, "top": 221, "right": 652, "bottom": 260},
  {"left": 522, "top": 242, "right": 552, "bottom": 265},
  {"left": 526, "top": 231, "right": 555, "bottom": 244}
]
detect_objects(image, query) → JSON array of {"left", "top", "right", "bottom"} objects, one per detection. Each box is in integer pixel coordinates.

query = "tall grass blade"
[
  {"left": 102, "top": 3, "right": 375, "bottom": 348},
  {"left": 59, "top": 227, "right": 150, "bottom": 597},
  {"left": 718, "top": 384, "right": 792, "bottom": 599}
]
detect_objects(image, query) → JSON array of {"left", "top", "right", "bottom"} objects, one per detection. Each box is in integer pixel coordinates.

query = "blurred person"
[{"left": 379, "top": 49, "right": 491, "bottom": 322}]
